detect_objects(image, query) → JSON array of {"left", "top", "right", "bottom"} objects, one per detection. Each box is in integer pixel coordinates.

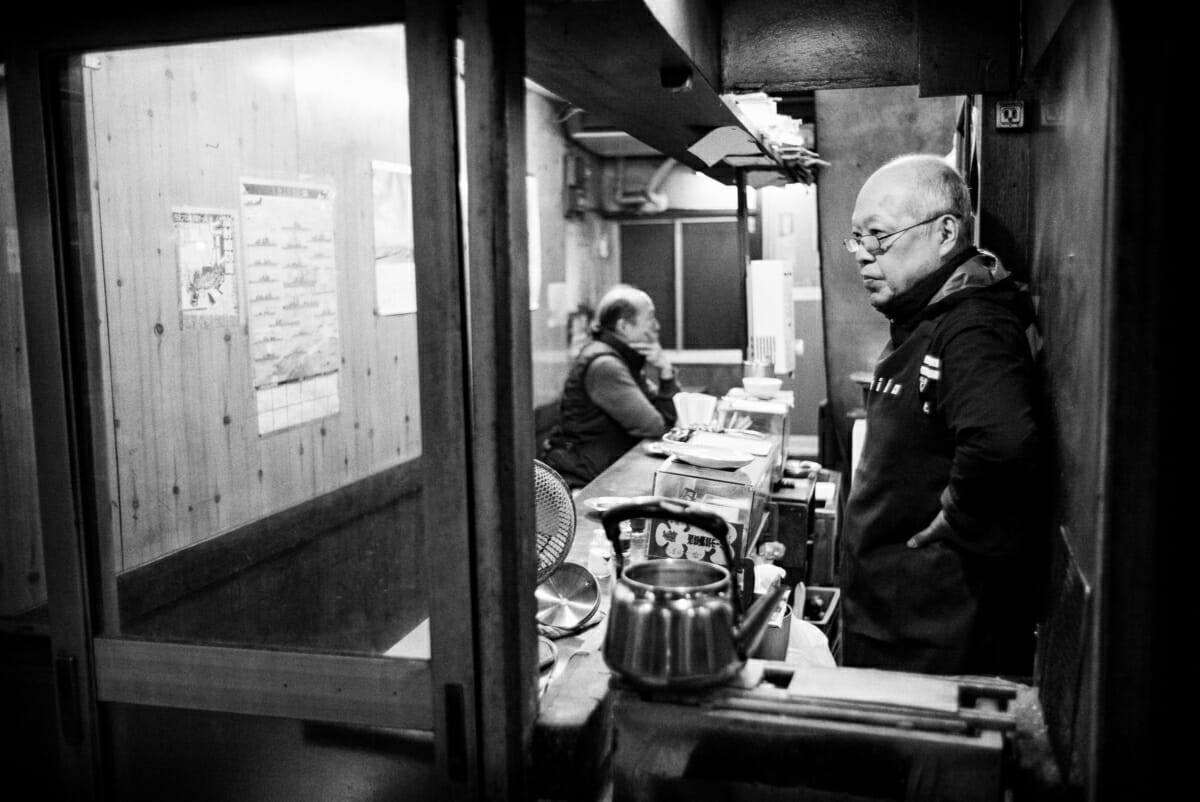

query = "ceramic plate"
[
  {"left": 665, "top": 443, "right": 755, "bottom": 470},
  {"left": 584, "top": 496, "right": 632, "bottom": 513}
]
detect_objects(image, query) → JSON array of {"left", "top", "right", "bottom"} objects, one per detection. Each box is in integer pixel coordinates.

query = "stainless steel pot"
[{"left": 599, "top": 497, "right": 787, "bottom": 690}]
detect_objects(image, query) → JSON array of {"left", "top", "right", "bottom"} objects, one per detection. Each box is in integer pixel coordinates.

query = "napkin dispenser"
[{"left": 672, "top": 392, "right": 717, "bottom": 428}]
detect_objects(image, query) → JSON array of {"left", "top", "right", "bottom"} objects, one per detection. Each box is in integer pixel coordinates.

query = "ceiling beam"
[{"left": 722, "top": 0, "right": 918, "bottom": 93}]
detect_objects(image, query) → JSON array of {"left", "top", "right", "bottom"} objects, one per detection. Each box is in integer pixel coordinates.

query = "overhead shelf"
[{"left": 525, "top": 0, "right": 825, "bottom": 186}]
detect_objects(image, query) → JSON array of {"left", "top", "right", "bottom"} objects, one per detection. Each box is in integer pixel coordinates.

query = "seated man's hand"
[{"left": 630, "top": 339, "right": 673, "bottom": 376}]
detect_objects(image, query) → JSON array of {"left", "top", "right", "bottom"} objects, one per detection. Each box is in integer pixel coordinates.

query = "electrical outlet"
[{"left": 995, "top": 101, "right": 1025, "bottom": 130}]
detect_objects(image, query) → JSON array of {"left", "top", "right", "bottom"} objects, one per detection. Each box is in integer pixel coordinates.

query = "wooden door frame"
[
  {"left": 459, "top": 0, "right": 537, "bottom": 797},
  {"left": 6, "top": 1, "right": 533, "bottom": 798},
  {"left": 6, "top": 47, "right": 104, "bottom": 801}
]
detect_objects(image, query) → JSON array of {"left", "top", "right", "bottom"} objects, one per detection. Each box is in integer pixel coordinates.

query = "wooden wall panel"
[
  {"left": 0, "top": 78, "right": 48, "bottom": 616},
  {"left": 1022, "top": 0, "right": 1075, "bottom": 80},
  {"left": 915, "top": 0, "right": 1016, "bottom": 97},
  {"left": 978, "top": 96, "right": 1029, "bottom": 281},
  {"left": 527, "top": 90, "right": 571, "bottom": 410},
  {"left": 122, "top": 485, "right": 426, "bottom": 654},
  {"left": 82, "top": 27, "right": 420, "bottom": 570},
  {"left": 1025, "top": 11, "right": 1113, "bottom": 586},
  {"left": 1022, "top": 1, "right": 1118, "bottom": 787}
]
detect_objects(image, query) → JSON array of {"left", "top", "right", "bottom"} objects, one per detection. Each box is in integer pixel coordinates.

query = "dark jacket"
[
  {"left": 541, "top": 331, "right": 677, "bottom": 488},
  {"left": 841, "top": 248, "right": 1048, "bottom": 675}
]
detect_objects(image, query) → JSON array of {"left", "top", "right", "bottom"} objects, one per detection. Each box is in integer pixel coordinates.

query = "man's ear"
[{"left": 937, "top": 214, "right": 961, "bottom": 256}]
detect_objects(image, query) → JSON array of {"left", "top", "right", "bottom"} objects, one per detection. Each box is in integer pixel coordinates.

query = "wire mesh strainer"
[{"left": 534, "top": 459, "right": 576, "bottom": 583}]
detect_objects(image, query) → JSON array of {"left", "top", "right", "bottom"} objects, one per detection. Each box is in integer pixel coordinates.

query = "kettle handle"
[{"left": 599, "top": 496, "right": 742, "bottom": 613}]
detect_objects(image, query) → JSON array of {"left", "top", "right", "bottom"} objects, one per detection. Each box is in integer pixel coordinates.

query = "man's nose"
[{"left": 854, "top": 246, "right": 875, "bottom": 267}]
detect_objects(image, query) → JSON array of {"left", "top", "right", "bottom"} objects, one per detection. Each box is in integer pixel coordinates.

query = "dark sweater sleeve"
[
  {"left": 585, "top": 356, "right": 678, "bottom": 438},
  {"left": 935, "top": 313, "right": 1043, "bottom": 548}
]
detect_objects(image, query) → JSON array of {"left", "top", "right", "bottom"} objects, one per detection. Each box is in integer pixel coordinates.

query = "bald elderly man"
[
  {"left": 840, "top": 154, "right": 1047, "bottom": 676},
  {"left": 541, "top": 285, "right": 679, "bottom": 488}
]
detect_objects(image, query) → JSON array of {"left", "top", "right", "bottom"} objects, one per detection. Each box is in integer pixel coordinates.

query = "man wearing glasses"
[
  {"left": 839, "top": 154, "right": 1047, "bottom": 677},
  {"left": 541, "top": 284, "right": 679, "bottom": 488}
]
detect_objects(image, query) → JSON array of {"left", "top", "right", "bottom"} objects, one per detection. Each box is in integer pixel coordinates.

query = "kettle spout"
[{"left": 733, "top": 584, "right": 789, "bottom": 658}]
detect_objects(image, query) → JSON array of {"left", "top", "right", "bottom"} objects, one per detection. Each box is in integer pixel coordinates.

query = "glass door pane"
[
  {"left": 682, "top": 219, "right": 743, "bottom": 349},
  {"left": 619, "top": 221, "right": 676, "bottom": 348},
  {"left": 64, "top": 26, "right": 428, "bottom": 658},
  {"left": 44, "top": 30, "right": 446, "bottom": 769}
]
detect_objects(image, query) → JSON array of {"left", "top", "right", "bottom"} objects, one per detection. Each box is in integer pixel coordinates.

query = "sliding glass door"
[{"left": 7, "top": 3, "right": 533, "bottom": 798}]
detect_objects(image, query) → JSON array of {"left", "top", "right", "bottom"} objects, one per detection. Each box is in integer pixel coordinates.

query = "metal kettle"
[{"left": 599, "top": 497, "right": 788, "bottom": 690}]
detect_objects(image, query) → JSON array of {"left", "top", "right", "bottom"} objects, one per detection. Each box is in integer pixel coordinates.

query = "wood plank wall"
[
  {"left": 527, "top": 90, "right": 572, "bottom": 410},
  {"left": 526, "top": 89, "right": 620, "bottom": 440},
  {"left": 0, "top": 78, "right": 48, "bottom": 616},
  {"left": 121, "top": 464, "right": 427, "bottom": 653},
  {"left": 1019, "top": 2, "right": 1118, "bottom": 786},
  {"left": 82, "top": 28, "right": 421, "bottom": 571}
]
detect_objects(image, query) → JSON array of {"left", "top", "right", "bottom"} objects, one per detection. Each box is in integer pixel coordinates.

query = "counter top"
[
  {"left": 532, "top": 442, "right": 1062, "bottom": 801},
  {"left": 534, "top": 443, "right": 664, "bottom": 801}
]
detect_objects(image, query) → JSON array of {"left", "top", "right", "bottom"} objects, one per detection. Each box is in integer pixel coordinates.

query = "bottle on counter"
[
  {"left": 587, "top": 528, "right": 612, "bottom": 579},
  {"left": 626, "top": 520, "right": 648, "bottom": 566}
]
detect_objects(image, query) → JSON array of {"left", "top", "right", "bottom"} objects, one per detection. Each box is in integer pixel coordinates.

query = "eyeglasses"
[{"left": 843, "top": 213, "right": 956, "bottom": 256}]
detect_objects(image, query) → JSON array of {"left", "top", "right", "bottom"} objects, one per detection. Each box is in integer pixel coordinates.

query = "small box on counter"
[
  {"left": 767, "top": 474, "right": 816, "bottom": 577},
  {"left": 647, "top": 451, "right": 773, "bottom": 568},
  {"left": 809, "top": 469, "right": 843, "bottom": 586},
  {"left": 801, "top": 586, "right": 841, "bottom": 661}
]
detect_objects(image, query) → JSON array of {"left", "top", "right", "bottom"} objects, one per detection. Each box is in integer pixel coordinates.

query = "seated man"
[{"left": 541, "top": 284, "right": 678, "bottom": 488}]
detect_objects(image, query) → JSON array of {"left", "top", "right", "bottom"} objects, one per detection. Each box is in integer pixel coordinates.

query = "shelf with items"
[
  {"left": 526, "top": 0, "right": 827, "bottom": 189},
  {"left": 691, "top": 92, "right": 829, "bottom": 188}
]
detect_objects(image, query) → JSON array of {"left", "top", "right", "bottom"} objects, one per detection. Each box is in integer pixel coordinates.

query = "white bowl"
[{"left": 742, "top": 377, "right": 782, "bottom": 398}]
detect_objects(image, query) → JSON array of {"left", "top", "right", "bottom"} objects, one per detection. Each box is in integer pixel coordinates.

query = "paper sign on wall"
[
  {"left": 239, "top": 177, "right": 341, "bottom": 434},
  {"left": 173, "top": 207, "right": 239, "bottom": 329},
  {"left": 371, "top": 161, "right": 417, "bottom": 316}
]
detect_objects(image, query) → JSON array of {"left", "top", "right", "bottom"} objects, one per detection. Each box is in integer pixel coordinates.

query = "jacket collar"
[
  {"left": 594, "top": 329, "right": 646, "bottom": 373},
  {"left": 882, "top": 246, "right": 980, "bottom": 324}
]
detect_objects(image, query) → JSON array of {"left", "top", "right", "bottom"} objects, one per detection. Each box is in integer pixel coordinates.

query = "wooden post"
[
  {"left": 7, "top": 48, "right": 104, "bottom": 800},
  {"left": 462, "top": 0, "right": 537, "bottom": 799},
  {"left": 404, "top": 1, "right": 481, "bottom": 796},
  {"left": 736, "top": 167, "right": 750, "bottom": 357}
]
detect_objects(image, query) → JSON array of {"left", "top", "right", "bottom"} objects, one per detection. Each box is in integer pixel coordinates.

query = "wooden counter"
[
  {"left": 534, "top": 443, "right": 665, "bottom": 801},
  {"left": 531, "top": 443, "right": 1063, "bottom": 802}
]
